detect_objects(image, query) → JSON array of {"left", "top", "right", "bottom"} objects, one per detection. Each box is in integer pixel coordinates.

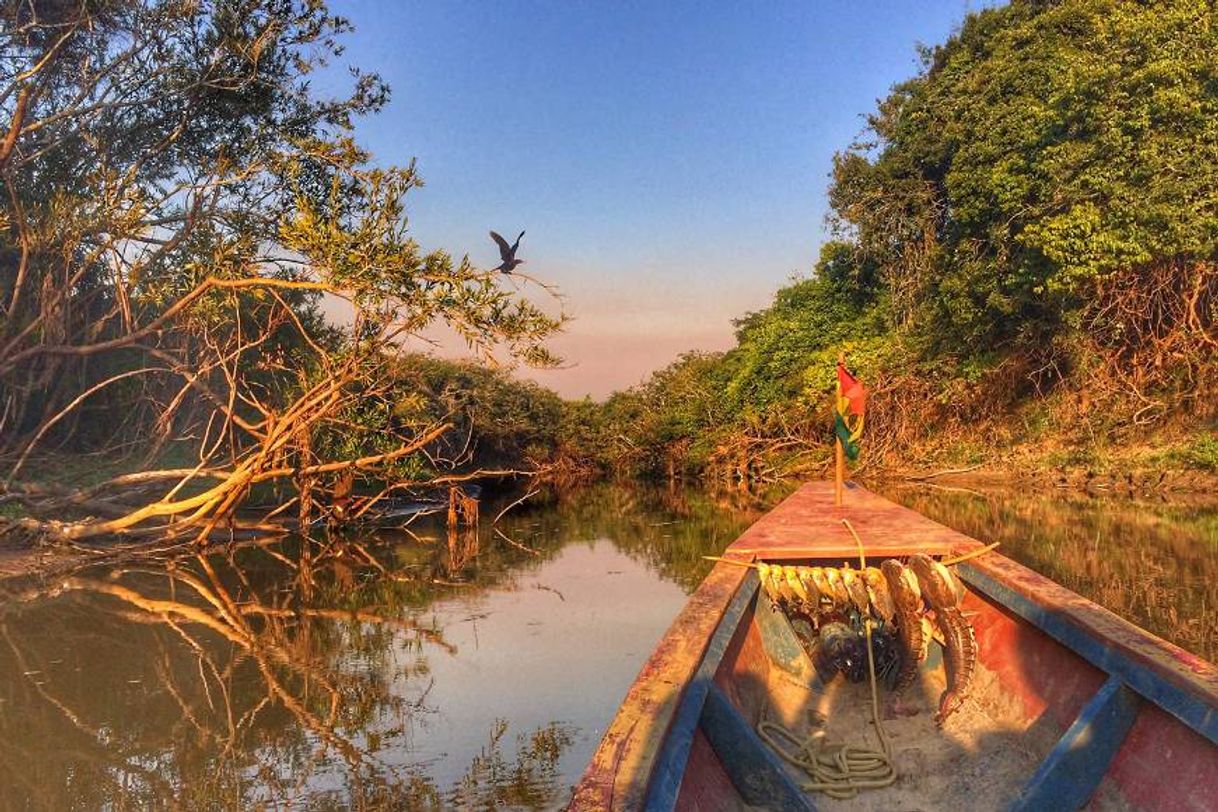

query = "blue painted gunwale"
[{"left": 641, "top": 570, "right": 814, "bottom": 812}]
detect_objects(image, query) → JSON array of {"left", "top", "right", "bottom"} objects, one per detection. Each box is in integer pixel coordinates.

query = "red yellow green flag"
[{"left": 834, "top": 363, "right": 866, "bottom": 460}]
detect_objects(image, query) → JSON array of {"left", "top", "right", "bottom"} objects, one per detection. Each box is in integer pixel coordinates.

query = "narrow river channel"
[{"left": 0, "top": 481, "right": 1214, "bottom": 809}]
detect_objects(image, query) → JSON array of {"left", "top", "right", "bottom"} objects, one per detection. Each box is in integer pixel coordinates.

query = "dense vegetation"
[
  {"left": 0, "top": 0, "right": 562, "bottom": 542},
  {"left": 568, "top": 0, "right": 1218, "bottom": 482},
  {"left": 5, "top": 0, "right": 1217, "bottom": 544},
  {"left": 381, "top": 354, "right": 565, "bottom": 475}
]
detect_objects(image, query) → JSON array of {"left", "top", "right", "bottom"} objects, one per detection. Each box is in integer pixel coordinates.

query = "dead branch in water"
[
  {"left": 493, "top": 526, "right": 541, "bottom": 557},
  {"left": 904, "top": 464, "right": 985, "bottom": 482},
  {"left": 492, "top": 488, "right": 540, "bottom": 525}
]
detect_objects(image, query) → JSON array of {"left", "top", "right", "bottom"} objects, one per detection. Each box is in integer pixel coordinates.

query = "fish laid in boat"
[
  {"left": 909, "top": 553, "right": 977, "bottom": 725},
  {"left": 881, "top": 557, "right": 928, "bottom": 692}
]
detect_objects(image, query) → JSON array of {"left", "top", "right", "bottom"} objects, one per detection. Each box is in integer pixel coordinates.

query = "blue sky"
[{"left": 326, "top": 1, "right": 996, "bottom": 398}]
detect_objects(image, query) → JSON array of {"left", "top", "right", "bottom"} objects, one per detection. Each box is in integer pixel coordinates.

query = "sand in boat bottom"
[{"left": 758, "top": 660, "right": 1133, "bottom": 812}]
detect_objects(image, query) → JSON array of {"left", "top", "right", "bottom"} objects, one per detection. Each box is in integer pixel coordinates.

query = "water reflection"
[
  {"left": 2, "top": 480, "right": 1213, "bottom": 808},
  {"left": 448, "top": 720, "right": 575, "bottom": 810},
  {"left": 881, "top": 483, "right": 1218, "bottom": 664},
  {"left": 0, "top": 482, "right": 783, "bottom": 810}
]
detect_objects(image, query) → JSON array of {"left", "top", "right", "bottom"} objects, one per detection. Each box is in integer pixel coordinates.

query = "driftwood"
[{"left": 904, "top": 464, "right": 985, "bottom": 482}]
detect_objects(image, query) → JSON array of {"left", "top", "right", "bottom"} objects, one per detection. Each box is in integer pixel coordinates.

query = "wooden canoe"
[{"left": 569, "top": 482, "right": 1218, "bottom": 811}]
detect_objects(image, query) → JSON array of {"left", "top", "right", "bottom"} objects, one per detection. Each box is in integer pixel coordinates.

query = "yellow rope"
[
  {"left": 756, "top": 519, "right": 896, "bottom": 798},
  {"left": 756, "top": 717, "right": 895, "bottom": 800},
  {"left": 941, "top": 541, "right": 1001, "bottom": 566},
  {"left": 701, "top": 555, "right": 759, "bottom": 568}
]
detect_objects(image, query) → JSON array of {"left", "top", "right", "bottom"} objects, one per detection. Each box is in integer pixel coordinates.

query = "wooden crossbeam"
[
  {"left": 1010, "top": 674, "right": 1141, "bottom": 811},
  {"left": 700, "top": 682, "right": 815, "bottom": 811}
]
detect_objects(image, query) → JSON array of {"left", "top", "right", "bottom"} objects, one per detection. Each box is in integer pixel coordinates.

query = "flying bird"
[{"left": 490, "top": 229, "right": 525, "bottom": 273}]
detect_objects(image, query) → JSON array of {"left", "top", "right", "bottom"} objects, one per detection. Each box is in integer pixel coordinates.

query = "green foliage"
[
  {"left": 727, "top": 244, "right": 881, "bottom": 412},
  {"left": 387, "top": 355, "right": 565, "bottom": 469},
  {"left": 833, "top": 0, "right": 1218, "bottom": 349},
  {"left": 567, "top": 0, "right": 1218, "bottom": 478},
  {"left": 563, "top": 240, "right": 889, "bottom": 478},
  {"left": 1, "top": 0, "right": 390, "bottom": 445},
  {"left": 1184, "top": 435, "right": 1218, "bottom": 473},
  {"left": 302, "top": 353, "right": 565, "bottom": 486}
]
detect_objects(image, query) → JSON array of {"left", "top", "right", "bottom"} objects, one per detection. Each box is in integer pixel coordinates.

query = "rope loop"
[{"left": 755, "top": 518, "right": 897, "bottom": 798}]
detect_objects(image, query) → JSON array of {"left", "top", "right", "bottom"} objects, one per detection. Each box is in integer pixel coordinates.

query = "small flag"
[{"left": 834, "top": 362, "right": 866, "bottom": 460}]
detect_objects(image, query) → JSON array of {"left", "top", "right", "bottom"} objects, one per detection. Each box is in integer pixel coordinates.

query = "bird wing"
[
  {"left": 489, "top": 230, "right": 512, "bottom": 260},
  {"left": 511, "top": 230, "right": 525, "bottom": 252}
]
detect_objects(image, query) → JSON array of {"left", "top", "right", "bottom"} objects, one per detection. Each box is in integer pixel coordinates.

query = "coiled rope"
[{"left": 755, "top": 518, "right": 897, "bottom": 799}]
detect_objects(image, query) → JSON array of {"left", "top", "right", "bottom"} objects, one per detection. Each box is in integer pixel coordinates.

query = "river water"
[
  {"left": 880, "top": 482, "right": 1218, "bottom": 666},
  {"left": 0, "top": 481, "right": 1213, "bottom": 809}
]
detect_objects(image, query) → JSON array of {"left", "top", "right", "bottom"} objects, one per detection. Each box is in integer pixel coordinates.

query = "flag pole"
[
  {"left": 835, "top": 437, "right": 844, "bottom": 506},
  {"left": 835, "top": 352, "right": 845, "bottom": 506}
]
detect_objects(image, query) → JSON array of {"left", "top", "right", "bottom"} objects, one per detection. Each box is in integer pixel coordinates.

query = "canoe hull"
[{"left": 570, "top": 483, "right": 1218, "bottom": 811}]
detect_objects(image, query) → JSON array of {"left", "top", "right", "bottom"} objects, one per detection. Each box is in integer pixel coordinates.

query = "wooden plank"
[
  {"left": 569, "top": 559, "right": 750, "bottom": 811},
  {"left": 1105, "top": 703, "right": 1218, "bottom": 811},
  {"left": 961, "top": 560, "right": 1218, "bottom": 744},
  {"left": 674, "top": 728, "right": 737, "bottom": 812},
  {"left": 963, "top": 586, "right": 1107, "bottom": 731},
  {"left": 1010, "top": 675, "right": 1141, "bottom": 811},
  {"left": 728, "top": 482, "right": 982, "bottom": 561},
  {"left": 643, "top": 571, "right": 759, "bottom": 811},
  {"left": 699, "top": 682, "right": 816, "bottom": 811}
]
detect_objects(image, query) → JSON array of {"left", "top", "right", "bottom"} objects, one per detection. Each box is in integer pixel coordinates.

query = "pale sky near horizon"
[{"left": 324, "top": 1, "right": 998, "bottom": 399}]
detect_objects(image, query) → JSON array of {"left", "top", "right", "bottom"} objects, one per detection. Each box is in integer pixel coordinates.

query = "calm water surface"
[
  {"left": 880, "top": 483, "right": 1218, "bottom": 665},
  {"left": 1, "top": 480, "right": 1215, "bottom": 809},
  {"left": 0, "top": 483, "right": 780, "bottom": 810}
]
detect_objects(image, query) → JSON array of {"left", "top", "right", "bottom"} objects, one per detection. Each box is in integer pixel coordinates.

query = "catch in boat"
[{"left": 569, "top": 482, "right": 1218, "bottom": 811}]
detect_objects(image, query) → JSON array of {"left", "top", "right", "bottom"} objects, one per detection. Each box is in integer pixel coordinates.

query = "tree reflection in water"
[
  {"left": 0, "top": 482, "right": 787, "bottom": 809},
  {"left": 0, "top": 532, "right": 568, "bottom": 809},
  {"left": 4, "top": 541, "right": 406, "bottom": 807},
  {"left": 5, "top": 480, "right": 1209, "bottom": 808},
  {"left": 883, "top": 483, "right": 1218, "bottom": 663},
  {"left": 450, "top": 720, "right": 575, "bottom": 809}
]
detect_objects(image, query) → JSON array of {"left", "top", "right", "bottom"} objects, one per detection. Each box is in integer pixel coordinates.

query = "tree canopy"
[
  {"left": 0, "top": 0, "right": 563, "bottom": 541},
  {"left": 833, "top": 0, "right": 1218, "bottom": 353},
  {"left": 568, "top": 0, "right": 1218, "bottom": 481}
]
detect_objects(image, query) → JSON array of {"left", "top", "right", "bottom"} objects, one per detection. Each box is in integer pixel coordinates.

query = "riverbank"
[
  {"left": 5, "top": 433, "right": 1218, "bottom": 585},
  {"left": 884, "top": 431, "right": 1218, "bottom": 498}
]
